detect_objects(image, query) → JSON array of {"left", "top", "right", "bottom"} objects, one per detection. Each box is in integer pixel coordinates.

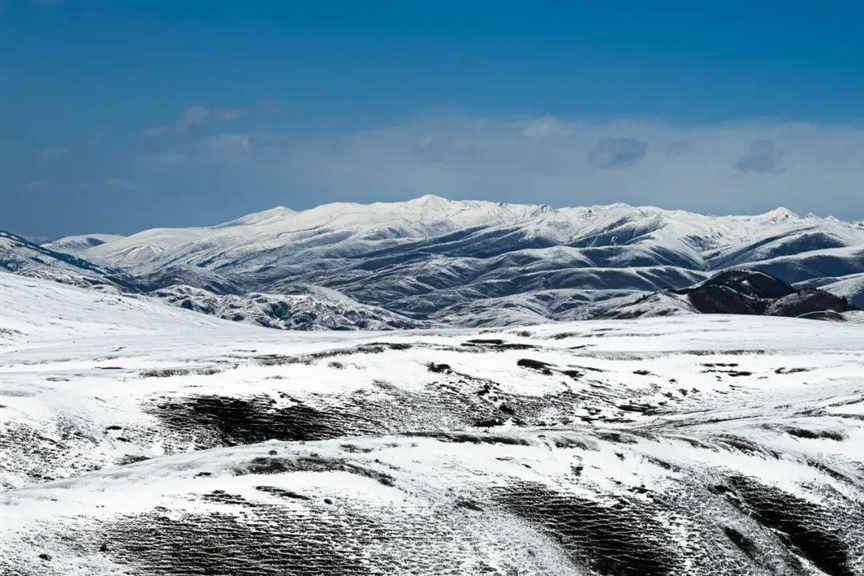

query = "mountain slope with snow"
[
  {"left": 152, "top": 284, "right": 425, "bottom": 330},
  {"left": 43, "top": 233, "right": 126, "bottom": 256},
  {"left": 0, "top": 231, "right": 135, "bottom": 292},
  {"left": 51, "top": 196, "right": 864, "bottom": 326}
]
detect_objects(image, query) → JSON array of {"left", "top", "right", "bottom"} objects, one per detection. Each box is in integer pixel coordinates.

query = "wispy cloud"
[
  {"left": 124, "top": 115, "right": 864, "bottom": 219},
  {"left": 522, "top": 115, "right": 570, "bottom": 139},
  {"left": 143, "top": 105, "right": 210, "bottom": 138},
  {"left": 142, "top": 104, "right": 266, "bottom": 139},
  {"left": 735, "top": 139, "right": 783, "bottom": 174},
  {"left": 588, "top": 138, "right": 648, "bottom": 169}
]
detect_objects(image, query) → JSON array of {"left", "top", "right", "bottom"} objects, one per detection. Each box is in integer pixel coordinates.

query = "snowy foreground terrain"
[{"left": 2, "top": 271, "right": 864, "bottom": 575}]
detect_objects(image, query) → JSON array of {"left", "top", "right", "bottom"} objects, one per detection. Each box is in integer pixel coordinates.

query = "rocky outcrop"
[{"left": 677, "top": 270, "right": 849, "bottom": 319}]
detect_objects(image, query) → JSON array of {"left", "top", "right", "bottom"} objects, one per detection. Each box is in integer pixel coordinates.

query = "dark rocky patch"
[
  {"left": 409, "top": 431, "right": 531, "bottom": 446},
  {"left": 496, "top": 482, "right": 681, "bottom": 576},
  {"left": 233, "top": 455, "right": 397, "bottom": 487},
  {"left": 669, "top": 270, "right": 850, "bottom": 319},
  {"left": 767, "top": 290, "right": 848, "bottom": 318},
  {"left": 784, "top": 427, "right": 845, "bottom": 441},
  {"left": 464, "top": 339, "right": 505, "bottom": 346},
  {"left": 616, "top": 403, "right": 660, "bottom": 414},
  {"left": 571, "top": 364, "right": 605, "bottom": 373},
  {"left": 702, "top": 369, "right": 753, "bottom": 377},
  {"left": 711, "top": 435, "right": 778, "bottom": 457},
  {"left": 116, "top": 454, "right": 150, "bottom": 465},
  {"left": 147, "top": 394, "right": 381, "bottom": 448},
  {"left": 203, "top": 490, "right": 260, "bottom": 507},
  {"left": 367, "top": 342, "right": 413, "bottom": 351},
  {"left": 140, "top": 369, "right": 622, "bottom": 449},
  {"left": 641, "top": 455, "right": 681, "bottom": 472},
  {"left": 725, "top": 475, "right": 859, "bottom": 576},
  {"left": 804, "top": 458, "right": 857, "bottom": 485},
  {"left": 464, "top": 339, "right": 538, "bottom": 351},
  {"left": 454, "top": 499, "right": 483, "bottom": 512},
  {"left": 595, "top": 431, "right": 639, "bottom": 444},
  {"left": 551, "top": 436, "right": 594, "bottom": 450},
  {"left": 140, "top": 368, "right": 191, "bottom": 378},
  {"left": 253, "top": 341, "right": 419, "bottom": 367},
  {"left": 472, "top": 416, "right": 508, "bottom": 427},
  {"left": 698, "top": 269, "right": 795, "bottom": 300},
  {"left": 722, "top": 526, "right": 760, "bottom": 559},
  {"left": 255, "top": 485, "right": 312, "bottom": 500},
  {"left": 517, "top": 358, "right": 554, "bottom": 374},
  {"left": 426, "top": 362, "right": 452, "bottom": 373},
  {"left": 775, "top": 367, "right": 812, "bottom": 374},
  {"left": 104, "top": 507, "right": 374, "bottom": 575},
  {"left": 340, "top": 443, "right": 375, "bottom": 453},
  {"left": 549, "top": 332, "right": 581, "bottom": 340}
]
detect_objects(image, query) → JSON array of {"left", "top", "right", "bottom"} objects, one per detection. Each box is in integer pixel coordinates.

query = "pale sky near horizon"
[{"left": 3, "top": 1, "right": 864, "bottom": 238}]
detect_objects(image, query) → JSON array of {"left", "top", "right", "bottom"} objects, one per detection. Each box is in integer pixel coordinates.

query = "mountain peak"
[
  {"left": 409, "top": 193, "right": 451, "bottom": 205},
  {"left": 762, "top": 207, "right": 798, "bottom": 220},
  {"left": 218, "top": 206, "right": 296, "bottom": 227}
]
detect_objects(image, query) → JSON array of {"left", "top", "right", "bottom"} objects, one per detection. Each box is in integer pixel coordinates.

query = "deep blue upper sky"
[{"left": 3, "top": 1, "right": 864, "bottom": 237}]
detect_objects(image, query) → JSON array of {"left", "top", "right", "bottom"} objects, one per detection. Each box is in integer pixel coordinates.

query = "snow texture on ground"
[{"left": 1, "top": 271, "right": 863, "bottom": 575}]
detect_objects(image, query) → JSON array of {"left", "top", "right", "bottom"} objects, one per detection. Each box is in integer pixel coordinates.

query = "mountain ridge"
[{"left": 20, "top": 196, "right": 864, "bottom": 328}]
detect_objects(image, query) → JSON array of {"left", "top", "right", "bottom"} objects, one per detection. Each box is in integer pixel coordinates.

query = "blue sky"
[{"left": 3, "top": 1, "right": 864, "bottom": 237}]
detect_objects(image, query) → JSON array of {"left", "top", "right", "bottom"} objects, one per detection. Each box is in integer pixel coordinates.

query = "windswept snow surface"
[
  {"left": 2, "top": 271, "right": 864, "bottom": 574},
  {"left": 46, "top": 196, "right": 864, "bottom": 326}
]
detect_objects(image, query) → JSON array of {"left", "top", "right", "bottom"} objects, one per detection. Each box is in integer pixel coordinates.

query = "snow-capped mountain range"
[{"left": 15, "top": 195, "right": 864, "bottom": 327}]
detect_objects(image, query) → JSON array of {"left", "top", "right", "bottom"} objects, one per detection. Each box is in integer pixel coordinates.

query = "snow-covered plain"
[{"left": 2, "top": 270, "right": 863, "bottom": 575}]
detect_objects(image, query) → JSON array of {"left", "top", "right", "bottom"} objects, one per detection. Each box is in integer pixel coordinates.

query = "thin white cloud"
[
  {"left": 735, "top": 140, "right": 783, "bottom": 174},
  {"left": 139, "top": 116, "right": 864, "bottom": 218},
  {"left": 588, "top": 138, "right": 648, "bottom": 169},
  {"left": 142, "top": 104, "right": 266, "bottom": 139},
  {"left": 522, "top": 115, "right": 570, "bottom": 139}
]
